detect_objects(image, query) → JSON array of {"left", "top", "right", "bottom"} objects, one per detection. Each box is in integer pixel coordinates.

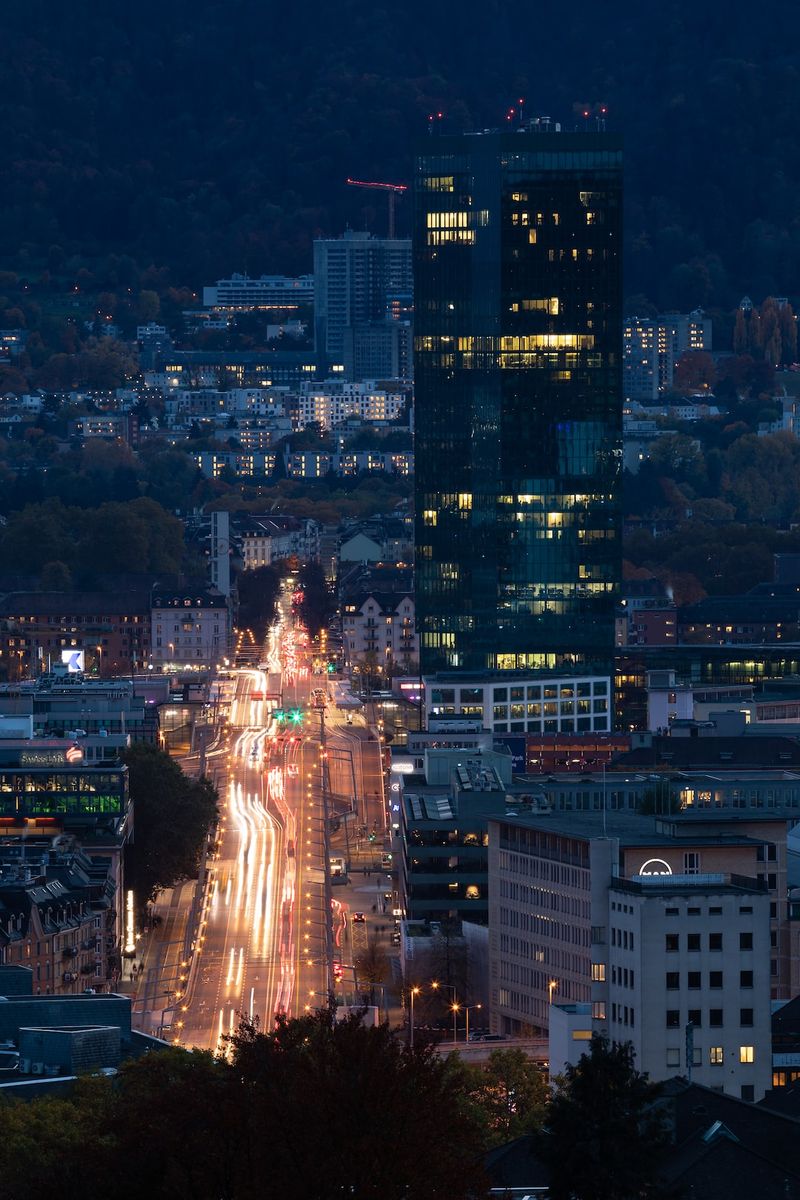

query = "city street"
[{"left": 147, "top": 592, "right": 342, "bottom": 1052}]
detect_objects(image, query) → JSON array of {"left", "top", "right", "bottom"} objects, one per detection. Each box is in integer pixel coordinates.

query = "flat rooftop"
[{"left": 492, "top": 810, "right": 772, "bottom": 846}]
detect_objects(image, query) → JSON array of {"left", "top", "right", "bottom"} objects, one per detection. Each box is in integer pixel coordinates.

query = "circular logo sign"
[{"left": 638, "top": 858, "right": 673, "bottom": 876}]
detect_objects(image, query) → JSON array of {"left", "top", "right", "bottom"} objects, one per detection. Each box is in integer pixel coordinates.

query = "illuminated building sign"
[
  {"left": 637, "top": 858, "right": 673, "bottom": 876},
  {"left": 61, "top": 649, "right": 85, "bottom": 673},
  {"left": 20, "top": 747, "right": 84, "bottom": 767}
]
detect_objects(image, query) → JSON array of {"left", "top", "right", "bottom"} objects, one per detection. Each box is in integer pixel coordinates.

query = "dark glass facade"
[{"left": 414, "top": 131, "right": 622, "bottom": 674}]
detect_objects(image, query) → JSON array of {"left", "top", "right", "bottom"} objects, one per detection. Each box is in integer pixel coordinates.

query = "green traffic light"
[
  {"left": 326, "top": 662, "right": 335, "bottom": 674},
  {"left": 274, "top": 710, "right": 285, "bottom": 723},
  {"left": 290, "top": 708, "right": 303, "bottom": 724}
]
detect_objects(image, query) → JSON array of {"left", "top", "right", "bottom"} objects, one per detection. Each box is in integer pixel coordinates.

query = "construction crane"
[{"left": 346, "top": 178, "right": 408, "bottom": 239}]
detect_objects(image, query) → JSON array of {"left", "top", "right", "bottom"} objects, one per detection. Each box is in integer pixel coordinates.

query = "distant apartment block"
[
  {"left": 313, "top": 231, "right": 412, "bottom": 362},
  {"left": 192, "top": 450, "right": 278, "bottom": 479},
  {"left": 623, "top": 309, "right": 711, "bottom": 401},
  {"left": 67, "top": 414, "right": 139, "bottom": 446},
  {"left": 202, "top": 273, "right": 314, "bottom": 311},
  {"left": 291, "top": 382, "right": 406, "bottom": 430},
  {"left": 236, "top": 516, "right": 320, "bottom": 571}
]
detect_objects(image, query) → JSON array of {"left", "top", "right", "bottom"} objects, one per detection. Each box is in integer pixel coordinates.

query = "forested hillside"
[{"left": 2, "top": 1, "right": 800, "bottom": 307}]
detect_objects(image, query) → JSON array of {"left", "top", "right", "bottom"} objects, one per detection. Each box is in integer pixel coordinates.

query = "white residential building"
[
  {"left": 343, "top": 591, "right": 418, "bottom": 672},
  {"left": 294, "top": 381, "right": 406, "bottom": 430},
  {"left": 150, "top": 589, "right": 230, "bottom": 668}
]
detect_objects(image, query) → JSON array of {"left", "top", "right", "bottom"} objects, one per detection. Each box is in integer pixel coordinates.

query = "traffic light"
[
  {"left": 326, "top": 661, "right": 336, "bottom": 674},
  {"left": 289, "top": 708, "right": 303, "bottom": 725},
  {"left": 274, "top": 710, "right": 286, "bottom": 724}
]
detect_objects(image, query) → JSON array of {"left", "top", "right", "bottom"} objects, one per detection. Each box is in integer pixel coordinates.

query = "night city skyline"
[{"left": 1, "top": 4, "right": 800, "bottom": 1198}]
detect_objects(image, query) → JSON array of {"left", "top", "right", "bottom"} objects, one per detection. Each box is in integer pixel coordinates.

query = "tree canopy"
[
  {"left": 534, "top": 1035, "right": 668, "bottom": 1200},
  {"left": 0, "top": 1010, "right": 492, "bottom": 1200},
  {"left": 123, "top": 742, "right": 218, "bottom": 910}
]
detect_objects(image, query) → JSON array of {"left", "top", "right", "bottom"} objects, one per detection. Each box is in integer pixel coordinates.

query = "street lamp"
[
  {"left": 465, "top": 1003, "right": 482, "bottom": 1044},
  {"left": 451, "top": 1001, "right": 460, "bottom": 1044},
  {"left": 409, "top": 985, "right": 420, "bottom": 1049},
  {"left": 548, "top": 978, "right": 559, "bottom": 1005}
]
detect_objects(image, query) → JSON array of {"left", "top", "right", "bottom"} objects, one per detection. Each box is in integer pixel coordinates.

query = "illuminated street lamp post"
[
  {"left": 465, "top": 1003, "right": 482, "bottom": 1044},
  {"left": 451, "top": 1001, "right": 460, "bottom": 1044},
  {"left": 410, "top": 985, "right": 420, "bottom": 1049}
]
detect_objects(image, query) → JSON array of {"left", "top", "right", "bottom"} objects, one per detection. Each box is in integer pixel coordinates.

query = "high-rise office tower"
[
  {"left": 313, "top": 230, "right": 413, "bottom": 368},
  {"left": 414, "top": 127, "right": 623, "bottom": 675}
]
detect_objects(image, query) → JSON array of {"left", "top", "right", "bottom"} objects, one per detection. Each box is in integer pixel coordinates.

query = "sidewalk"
[
  {"left": 331, "top": 865, "right": 405, "bottom": 1029},
  {"left": 120, "top": 880, "right": 196, "bottom": 1038}
]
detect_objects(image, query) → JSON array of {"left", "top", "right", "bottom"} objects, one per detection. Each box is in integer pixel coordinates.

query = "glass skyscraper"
[{"left": 414, "top": 128, "right": 622, "bottom": 675}]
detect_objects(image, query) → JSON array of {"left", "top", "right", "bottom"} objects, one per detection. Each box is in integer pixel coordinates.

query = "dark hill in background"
[{"left": 2, "top": 0, "right": 799, "bottom": 309}]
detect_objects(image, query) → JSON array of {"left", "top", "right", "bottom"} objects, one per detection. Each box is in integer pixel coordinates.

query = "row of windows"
[
  {"left": 0, "top": 794, "right": 123, "bottom": 816},
  {"left": 666, "top": 932, "right": 751, "bottom": 952},
  {"left": 665, "top": 1046, "right": 755, "bottom": 1067},
  {"left": 666, "top": 1009, "right": 756, "bottom": 1029},
  {"left": 666, "top": 970, "right": 754, "bottom": 989}
]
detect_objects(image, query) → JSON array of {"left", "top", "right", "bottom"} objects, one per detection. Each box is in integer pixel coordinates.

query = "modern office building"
[
  {"left": 313, "top": 231, "right": 413, "bottom": 363},
  {"left": 413, "top": 126, "right": 623, "bottom": 676}
]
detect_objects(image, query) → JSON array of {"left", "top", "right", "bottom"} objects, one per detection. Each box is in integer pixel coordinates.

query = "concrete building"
[
  {"left": 397, "top": 747, "right": 515, "bottom": 927},
  {"left": 150, "top": 588, "right": 230, "bottom": 670},
  {"left": 202, "top": 273, "right": 314, "bottom": 311},
  {"left": 0, "top": 668, "right": 156, "bottom": 745},
  {"left": 342, "top": 320, "right": 413, "bottom": 382},
  {"left": 489, "top": 809, "right": 791, "bottom": 1060},
  {"left": 313, "top": 231, "right": 412, "bottom": 363}
]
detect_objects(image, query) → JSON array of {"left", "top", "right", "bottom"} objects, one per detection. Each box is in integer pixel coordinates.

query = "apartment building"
[
  {"left": 342, "top": 591, "right": 418, "bottom": 673},
  {"left": 150, "top": 589, "right": 230, "bottom": 669},
  {"left": 0, "top": 844, "right": 117, "bottom": 995},
  {"left": 202, "top": 273, "right": 314, "bottom": 311},
  {"left": 0, "top": 591, "right": 151, "bottom": 680},
  {"left": 623, "top": 309, "right": 711, "bottom": 401}
]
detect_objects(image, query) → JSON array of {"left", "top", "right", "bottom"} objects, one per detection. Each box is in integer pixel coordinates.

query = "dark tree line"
[
  {"left": 2, "top": 2, "right": 800, "bottom": 309},
  {"left": 0, "top": 1020, "right": 669, "bottom": 1200}
]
